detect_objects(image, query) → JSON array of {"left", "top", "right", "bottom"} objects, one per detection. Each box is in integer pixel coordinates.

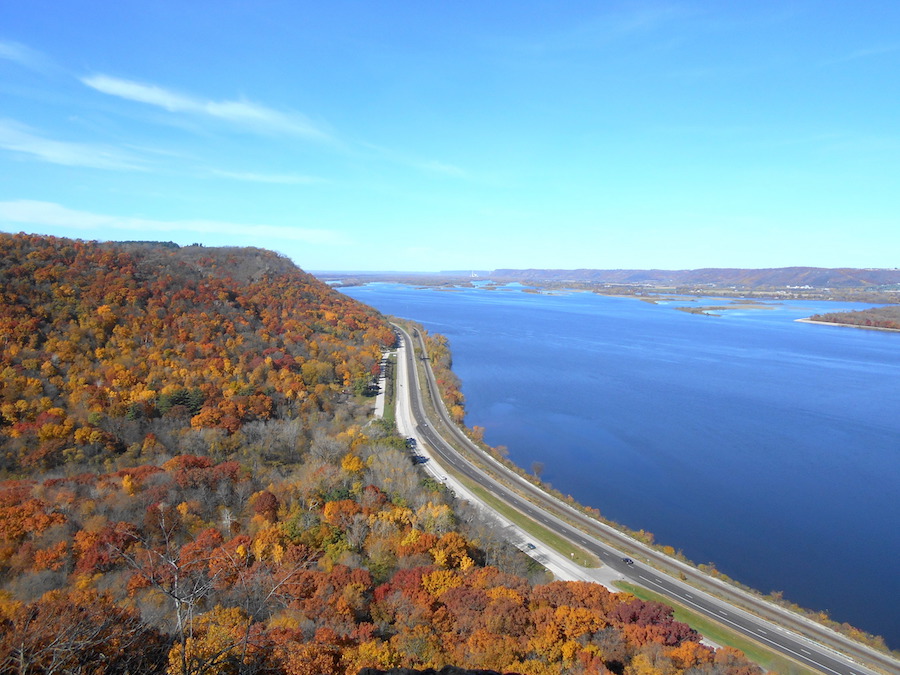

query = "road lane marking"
[{"left": 633, "top": 574, "right": 846, "bottom": 675}]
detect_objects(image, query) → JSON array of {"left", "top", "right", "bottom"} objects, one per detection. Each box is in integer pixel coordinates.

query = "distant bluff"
[{"left": 489, "top": 266, "right": 900, "bottom": 289}]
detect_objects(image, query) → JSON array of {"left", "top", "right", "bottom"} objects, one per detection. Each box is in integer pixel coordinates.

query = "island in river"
[
  {"left": 804, "top": 305, "right": 900, "bottom": 331},
  {"left": 320, "top": 266, "right": 900, "bottom": 306},
  {"left": 323, "top": 266, "right": 900, "bottom": 328}
]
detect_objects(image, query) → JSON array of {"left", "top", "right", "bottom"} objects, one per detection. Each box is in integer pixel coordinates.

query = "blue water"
[{"left": 341, "top": 283, "right": 900, "bottom": 648}]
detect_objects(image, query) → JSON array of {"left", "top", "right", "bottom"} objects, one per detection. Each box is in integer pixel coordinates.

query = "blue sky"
[{"left": 1, "top": 2, "right": 898, "bottom": 272}]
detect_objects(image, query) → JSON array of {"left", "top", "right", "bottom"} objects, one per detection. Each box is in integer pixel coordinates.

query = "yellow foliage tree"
[
  {"left": 421, "top": 569, "right": 462, "bottom": 598},
  {"left": 429, "top": 531, "right": 470, "bottom": 569},
  {"left": 341, "top": 452, "right": 365, "bottom": 474},
  {"left": 166, "top": 605, "right": 250, "bottom": 675},
  {"left": 251, "top": 524, "right": 288, "bottom": 564},
  {"left": 345, "top": 639, "right": 399, "bottom": 672}
]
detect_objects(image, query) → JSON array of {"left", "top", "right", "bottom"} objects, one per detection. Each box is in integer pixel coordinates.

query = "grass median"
[
  {"left": 382, "top": 353, "right": 397, "bottom": 426},
  {"left": 458, "top": 477, "right": 600, "bottom": 568}
]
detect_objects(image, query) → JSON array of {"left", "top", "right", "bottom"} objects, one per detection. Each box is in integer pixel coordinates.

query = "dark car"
[{"left": 622, "top": 557, "right": 634, "bottom": 565}]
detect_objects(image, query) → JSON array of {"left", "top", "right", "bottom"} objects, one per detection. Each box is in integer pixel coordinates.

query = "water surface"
[{"left": 341, "top": 283, "right": 900, "bottom": 647}]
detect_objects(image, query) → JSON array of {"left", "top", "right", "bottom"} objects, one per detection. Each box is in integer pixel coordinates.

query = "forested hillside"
[
  {"left": 0, "top": 233, "right": 762, "bottom": 674},
  {"left": 0, "top": 233, "right": 394, "bottom": 474}
]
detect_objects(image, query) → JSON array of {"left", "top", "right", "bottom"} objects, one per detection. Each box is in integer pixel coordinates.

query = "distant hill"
[{"left": 489, "top": 267, "right": 900, "bottom": 289}]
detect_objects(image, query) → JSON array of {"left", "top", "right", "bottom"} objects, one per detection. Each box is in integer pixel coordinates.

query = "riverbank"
[{"left": 795, "top": 317, "right": 900, "bottom": 333}]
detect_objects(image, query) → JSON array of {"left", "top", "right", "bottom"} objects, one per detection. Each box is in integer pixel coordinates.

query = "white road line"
[{"left": 635, "top": 574, "right": 846, "bottom": 675}]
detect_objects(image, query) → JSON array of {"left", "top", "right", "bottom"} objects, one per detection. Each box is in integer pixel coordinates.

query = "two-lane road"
[{"left": 393, "top": 323, "right": 895, "bottom": 675}]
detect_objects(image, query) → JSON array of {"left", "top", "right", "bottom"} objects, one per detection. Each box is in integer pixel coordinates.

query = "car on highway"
[{"left": 622, "top": 557, "right": 634, "bottom": 565}]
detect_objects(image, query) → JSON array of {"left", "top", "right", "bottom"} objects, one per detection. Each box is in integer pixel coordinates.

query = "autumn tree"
[{"left": 0, "top": 588, "right": 166, "bottom": 674}]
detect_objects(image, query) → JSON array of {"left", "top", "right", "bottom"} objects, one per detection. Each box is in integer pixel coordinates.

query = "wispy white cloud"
[
  {"left": 210, "top": 169, "right": 325, "bottom": 185},
  {"left": 824, "top": 44, "right": 900, "bottom": 66},
  {"left": 0, "top": 200, "right": 350, "bottom": 246},
  {"left": 668, "top": 60, "right": 776, "bottom": 82},
  {"left": 818, "top": 133, "right": 900, "bottom": 154},
  {"left": 360, "top": 141, "right": 468, "bottom": 178},
  {"left": 81, "top": 74, "right": 332, "bottom": 141},
  {"left": 605, "top": 5, "right": 694, "bottom": 36},
  {"left": 416, "top": 160, "right": 468, "bottom": 178},
  {"left": 0, "top": 40, "right": 53, "bottom": 73},
  {"left": 496, "top": 4, "right": 694, "bottom": 54},
  {"left": 0, "top": 119, "right": 145, "bottom": 170}
]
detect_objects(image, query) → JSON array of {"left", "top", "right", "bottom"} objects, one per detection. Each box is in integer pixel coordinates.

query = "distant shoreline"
[{"left": 795, "top": 317, "right": 900, "bottom": 333}]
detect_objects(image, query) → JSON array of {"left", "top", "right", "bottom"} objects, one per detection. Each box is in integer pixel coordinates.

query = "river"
[{"left": 340, "top": 282, "right": 900, "bottom": 648}]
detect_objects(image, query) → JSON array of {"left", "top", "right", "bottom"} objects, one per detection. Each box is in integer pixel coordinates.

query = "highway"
[{"left": 392, "top": 323, "right": 897, "bottom": 675}]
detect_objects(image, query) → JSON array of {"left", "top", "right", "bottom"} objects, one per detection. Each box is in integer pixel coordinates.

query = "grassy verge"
[
  {"left": 615, "top": 582, "right": 816, "bottom": 675},
  {"left": 382, "top": 353, "right": 397, "bottom": 426},
  {"left": 459, "top": 478, "right": 600, "bottom": 568}
]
